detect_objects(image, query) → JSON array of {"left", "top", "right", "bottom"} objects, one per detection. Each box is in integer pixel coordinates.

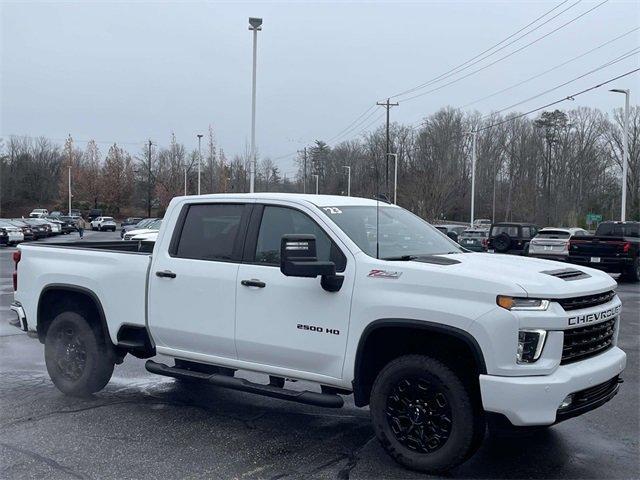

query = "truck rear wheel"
[
  {"left": 44, "top": 311, "right": 115, "bottom": 397},
  {"left": 370, "top": 354, "right": 481, "bottom": 473}
]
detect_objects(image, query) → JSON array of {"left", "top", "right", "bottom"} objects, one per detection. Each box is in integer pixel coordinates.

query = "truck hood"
[{"left": 433, "top": 253, "right": 616, "bottom": 298}]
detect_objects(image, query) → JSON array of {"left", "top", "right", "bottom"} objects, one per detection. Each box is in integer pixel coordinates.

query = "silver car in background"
[{"left": 528, "top": 227, "right": 590, "bottom": 260}]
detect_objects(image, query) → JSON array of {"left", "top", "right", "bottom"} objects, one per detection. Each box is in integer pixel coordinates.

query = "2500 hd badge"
[{"left": 568, "top": 305, "right": 621, "bottom": 326}]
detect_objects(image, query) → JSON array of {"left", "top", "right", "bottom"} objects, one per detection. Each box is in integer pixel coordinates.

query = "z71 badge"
[
  {"left": 568, "top": 305, "right": 620, "bottom": 326},
  {"left": 368, "top": 269, "right": 402, "bottom": 279}
]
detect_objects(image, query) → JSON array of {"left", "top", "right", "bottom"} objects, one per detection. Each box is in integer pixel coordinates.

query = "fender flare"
[
  {"left": 352, "top": 318, "right": 487, "bottom": 406},
  {"left": 37, "top": 283, "right": 111, "bottom": 343}
]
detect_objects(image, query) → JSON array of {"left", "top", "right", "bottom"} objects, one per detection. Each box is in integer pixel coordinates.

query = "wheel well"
[
  {"left": 353, "top": 321, "right": 486, "bottom": 407},
  {"left": 37, "top": 286, "right": 110, "bottom": 345}
]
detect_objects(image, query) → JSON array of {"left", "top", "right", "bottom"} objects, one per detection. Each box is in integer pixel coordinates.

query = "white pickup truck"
[{"left": 10, "top": 193, "right": 626, "bottom": 473}]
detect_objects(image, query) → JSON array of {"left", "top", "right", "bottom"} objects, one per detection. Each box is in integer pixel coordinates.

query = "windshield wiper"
[{"left": 382, "top": 255, "right": 424, "bottom": 261}]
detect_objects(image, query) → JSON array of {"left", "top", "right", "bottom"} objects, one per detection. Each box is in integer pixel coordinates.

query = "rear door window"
[
  {"left": 175, "top": 204, "right": 245, "bottom": 261},
  {"left": 491, "top": 225, "right": 519, "bottom": 237}
]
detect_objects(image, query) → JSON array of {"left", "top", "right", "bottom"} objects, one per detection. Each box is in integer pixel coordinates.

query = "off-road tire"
[
  {"left": 493, "top": 233, "right": 511, "bottom": 253},
  {"left": 370, "top": 354, "right": 482, "bottom": 473},
  {"left": 44, "top": 311, "right": 115, "bottom": 397}
]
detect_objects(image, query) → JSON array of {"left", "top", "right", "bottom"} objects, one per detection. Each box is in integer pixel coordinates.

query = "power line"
[
  {"left": 389, "top": 0, "right": 581, "bottom": 100},
  {"left": 462, "top": 26, "right": 640, "bottom": 108},
  {"left": 488, "top": 47, "right": 639, "bottom": 116},
  {"left": 325, "top": 104, "right": 377, "bottom": 143},
  {"left": 477, "top": 67, "right": 640, "bottom": 131},
  {"left": 397, "top": 0, "right": 609, "bottom": 103}
]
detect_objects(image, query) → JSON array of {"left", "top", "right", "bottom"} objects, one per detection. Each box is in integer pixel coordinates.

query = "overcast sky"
[{"left": 1, "top": 0, "right": 638, "bottom": 176}]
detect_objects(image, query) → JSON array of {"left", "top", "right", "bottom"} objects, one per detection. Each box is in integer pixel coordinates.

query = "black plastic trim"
[
  {"left": 352, "top": 318, "right": 487, "bottom": 406},
  {"left": 37, "top": 284, "right": 111, "bottom": 345}
]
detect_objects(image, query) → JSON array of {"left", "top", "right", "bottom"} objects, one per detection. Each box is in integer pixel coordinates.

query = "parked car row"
[
  {"left": 0, "top": 215, "right": 79, "bottom": 246},
  {"left": 437, "top": 219, "right": 639, "bottom": 283}
]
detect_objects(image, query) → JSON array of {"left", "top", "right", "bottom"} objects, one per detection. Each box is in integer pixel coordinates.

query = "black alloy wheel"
[{"left": 386, "top": 376, "right": 452, "bottom": 453}]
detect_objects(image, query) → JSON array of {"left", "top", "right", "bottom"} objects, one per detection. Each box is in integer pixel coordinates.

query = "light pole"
[
  {"left": 68, "top": 165, "right": 72, "bottom": 215},
  {"left": 313, "top": 174, "right": 319, "bottom": 194},
  {"left": 387, "top": 153, "right": 399, "bottom": 204},
  {"left": 464, "top": 131, "right": 477, "bottom": 227},
  {"left": 343, "top": 166, "right": 351, "bottom": 196},
  {"left": 248, "top": 17, "right": 263, "bottom": 193},
  {"left": 197, "top": 134, "right": 203, "bottom": 195},
  {"left": 610, "top": 88, "right": 630, "bottom": 221},
  {"left": 184, "top": 167, "right": 188, "bottom": 196}
]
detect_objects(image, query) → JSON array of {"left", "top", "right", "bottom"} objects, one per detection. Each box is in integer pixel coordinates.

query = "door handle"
[
  {"left": 241, "top": 279, "right": 266, "bottom": 288},
  {"left": 156, "top": 270, "right": 177, "bottom": 279}
]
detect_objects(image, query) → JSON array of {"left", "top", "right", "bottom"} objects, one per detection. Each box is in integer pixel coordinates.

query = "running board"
[{"left": 145, "top": 360, "right": 344, "bottom": 408}]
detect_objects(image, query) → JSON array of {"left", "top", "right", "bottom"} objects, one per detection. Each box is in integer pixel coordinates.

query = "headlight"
[
  {"left": 497, "top": 296, "right": 550, "bottom": 311},
  {"left": 517, "top": 329, "right": 547, "bottom": 363}
]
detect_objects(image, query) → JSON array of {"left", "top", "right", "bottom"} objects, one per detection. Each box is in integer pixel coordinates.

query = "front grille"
[
  {"left": 561, "top": 317, "right": 616, "bottom": 364},
  {"left": 557, "top": 290, "right": 615, "bottom": 311}
]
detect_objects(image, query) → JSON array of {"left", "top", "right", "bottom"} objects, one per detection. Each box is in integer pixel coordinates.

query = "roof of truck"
[{"left": 175, "top": 193, "right": 398, "bottom": 208}]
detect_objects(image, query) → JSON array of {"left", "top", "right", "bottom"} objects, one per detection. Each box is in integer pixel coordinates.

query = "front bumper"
[
  {"left": 480, "top": 346, "right": 626, "bottom": 426},
  {"left": 9, "top": 302, "right": 28, "bottom": 331}
]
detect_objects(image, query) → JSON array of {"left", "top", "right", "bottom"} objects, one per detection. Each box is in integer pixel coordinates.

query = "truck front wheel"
[
  {"left": 44, "top": 311, "right": 115, "bottom": 397},
  {"left": 370, "top": 354, "right": 481, "bottom": 473}
]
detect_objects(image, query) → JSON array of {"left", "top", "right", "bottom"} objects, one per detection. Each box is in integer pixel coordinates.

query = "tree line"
[{"left": 0, "top": 105, "right": 637, "bottom": 227}]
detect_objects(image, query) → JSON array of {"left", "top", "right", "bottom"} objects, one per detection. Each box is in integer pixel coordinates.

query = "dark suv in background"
[{"left": 487, "top": 222, "right": 539, "bottom": 255}]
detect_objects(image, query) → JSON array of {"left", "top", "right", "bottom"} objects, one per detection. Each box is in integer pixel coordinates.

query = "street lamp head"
[
  {"left": 610, "top": 88, "right": 629, "bottom": 94},
  {"left": 196, "top": 134, "right": 203, "bottom": 139},
  {"left": 249, "top": 17, "right": 263, "bottom": 30}
]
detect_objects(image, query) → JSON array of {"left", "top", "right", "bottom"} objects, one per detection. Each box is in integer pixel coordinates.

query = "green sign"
[{"left": 586, "top": 213, "right": 602, "bottom": 223}]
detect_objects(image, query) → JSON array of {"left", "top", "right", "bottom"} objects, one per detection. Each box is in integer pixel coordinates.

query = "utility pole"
[
  {"left": 197, "top": 134, "right": 204, "bottom": 195},
  {"left": 376, "top": 98, "right": 399, "bottom": 195},
  {"left": 610, "top": 88, "right": 630, "bottom": 221},
  {"left": 147, "top": 140, "right": 153, "bottom": 217},
  {"left": 67, "top": 134, "right": 73, "bottom": 215},
  {"left": 343, "top": 166, "right": 351, "bottom": 196},
  {"left": 464, "top": 131, "right": 477, "bottom": 227},
  {"left": 248, "top": 17, "right": 263, "bottom": 193},
  {"left": 313, "top": 174, "right": 319, "bottom": 195},
  {"left": 299, "top": 147, "right": 307, "bottom": 193}
]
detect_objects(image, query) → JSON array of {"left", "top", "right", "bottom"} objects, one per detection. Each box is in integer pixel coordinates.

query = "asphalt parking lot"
[{"left": 0, "top": 231, "right": 638, "bottom": 479}]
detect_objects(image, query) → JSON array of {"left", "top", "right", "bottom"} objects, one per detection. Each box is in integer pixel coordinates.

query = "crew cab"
[
  {"left": 568, "top": 221, "right": 639, "bottom": 282},
  {"left": 10, "top": 194, "right": 626, "bottom": 473}
]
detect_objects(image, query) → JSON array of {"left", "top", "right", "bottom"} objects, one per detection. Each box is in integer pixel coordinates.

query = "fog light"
[
  {"left": 559, "top": 394, "right": 574, "bottom": 409},
  {"left": 516, "top": 329, "right": 547, "bottom": 363}
]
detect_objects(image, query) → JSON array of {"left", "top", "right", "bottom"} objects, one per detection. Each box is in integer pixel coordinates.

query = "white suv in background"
[
  {"left": 528, "top": 227, "right": 590, "bottom": 261},
  {"left": 91, "top": 217, "right": 117, "bottom": 232}
]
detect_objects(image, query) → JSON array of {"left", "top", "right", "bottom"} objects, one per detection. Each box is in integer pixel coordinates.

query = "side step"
[{"left": 145, "top": 360, "right": 344, "bottom": 408}]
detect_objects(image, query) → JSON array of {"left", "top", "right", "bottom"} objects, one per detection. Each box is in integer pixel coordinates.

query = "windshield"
[
  {"left": 146, "top": 219, "right": 162, "bottom": 230},
  {"left": 102, "top": 217, "right": 114, "bottom": 221},
  {"left": 319, "top": 205, "right": 461, "bottom": 259},
  {"left": 536, "top": 230, "right": 570, "bottom": 239},
  {"left": 460, "top": 230, "right": 486, "bottom": 238}
]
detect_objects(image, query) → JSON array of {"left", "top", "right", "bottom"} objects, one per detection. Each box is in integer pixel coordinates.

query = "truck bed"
[{"left": 15, "top": 241, "right": 152, "bottom": 343}]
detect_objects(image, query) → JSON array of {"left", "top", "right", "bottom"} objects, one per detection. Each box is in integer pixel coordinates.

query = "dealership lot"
[{"left": 0, "top": 232, "right": 638, "bottom": 479}]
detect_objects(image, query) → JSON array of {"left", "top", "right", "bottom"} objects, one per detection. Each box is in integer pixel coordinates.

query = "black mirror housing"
[{"left": 280, "top": 234, "right": 336, "bottom": 278}]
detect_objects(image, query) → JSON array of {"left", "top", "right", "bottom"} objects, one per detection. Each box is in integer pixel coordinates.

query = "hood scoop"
[
  {"left": 413, "top": 255, "right": 461, "bottom": 266},
  {"left": 541, "top": 268, "right": 590, "bottom": 281}
]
